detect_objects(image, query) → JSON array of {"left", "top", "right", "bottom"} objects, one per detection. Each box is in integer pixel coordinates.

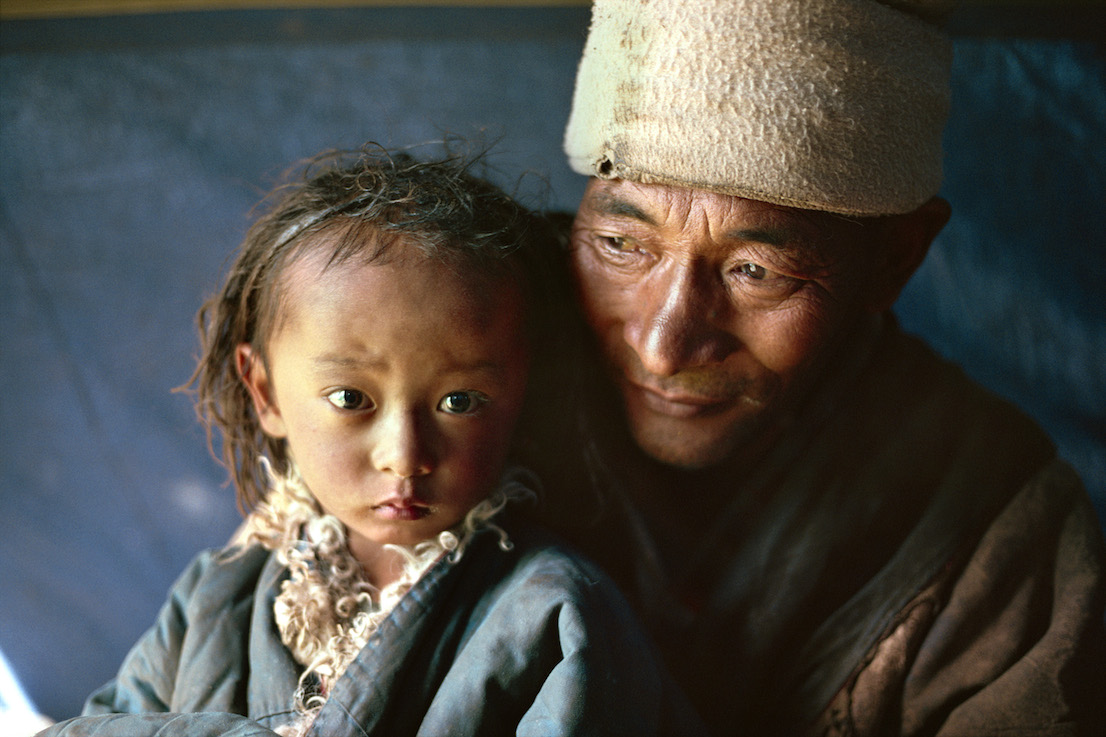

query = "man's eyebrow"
[
  {"left": 590, "top": 195, "right": 816, "bottom": 252},
  {"left": 726, "top": 227, "right": 794, "bottom": 248},
  {"left": 589, "top": 194, "right": 657, "bottom": 225}
]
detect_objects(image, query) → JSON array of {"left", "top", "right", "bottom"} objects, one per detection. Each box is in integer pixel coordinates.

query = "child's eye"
[
  {"left": 326, "top": 388, "right": 373, "bottom": 411},
  {"left": 437, "top": 390, "right": 488, "bottom": 416}
]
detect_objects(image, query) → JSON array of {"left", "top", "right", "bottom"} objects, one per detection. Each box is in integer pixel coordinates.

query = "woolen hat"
[{"left": 564, "top": 0, "right": 954, "bottom": 216}]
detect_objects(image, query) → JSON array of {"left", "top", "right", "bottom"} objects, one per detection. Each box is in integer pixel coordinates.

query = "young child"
[{"left": 40, "top": 148, "right": 702, "bottom": 737}]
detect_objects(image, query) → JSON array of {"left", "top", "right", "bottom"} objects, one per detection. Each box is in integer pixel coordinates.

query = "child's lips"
[{"left": 372, "top": 496, "right": 432, "bottom": 521}]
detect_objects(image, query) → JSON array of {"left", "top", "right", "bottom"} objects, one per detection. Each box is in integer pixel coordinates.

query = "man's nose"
[
  {"left": 625, "top": 262, "right": 738, "bottom": 377},
  {"left": 371, "top": 408, "right": 434, "bottom": 478}
]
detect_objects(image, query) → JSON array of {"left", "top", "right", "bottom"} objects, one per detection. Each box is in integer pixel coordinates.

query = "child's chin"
[{"left": 374, "top": 522, "right": 452, "bottom": 548}]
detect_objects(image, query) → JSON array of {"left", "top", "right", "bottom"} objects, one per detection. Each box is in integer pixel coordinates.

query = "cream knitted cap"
[{"left": 564, "top": 0, "right": 954, "bottom": 216}]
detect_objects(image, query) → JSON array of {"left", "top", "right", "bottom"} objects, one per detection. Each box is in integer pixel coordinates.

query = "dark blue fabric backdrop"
[{"left": 1, "top": 6, "right": 1103, "bottom": 722}]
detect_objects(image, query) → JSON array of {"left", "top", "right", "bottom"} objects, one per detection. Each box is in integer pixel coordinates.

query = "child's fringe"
[{"left": 236, "top": 459, "right": 534, "bottom": 737}]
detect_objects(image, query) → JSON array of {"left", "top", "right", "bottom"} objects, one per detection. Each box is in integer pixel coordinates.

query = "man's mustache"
[{"left": 613, "top": 349, "right": 770, "bottom": 403}]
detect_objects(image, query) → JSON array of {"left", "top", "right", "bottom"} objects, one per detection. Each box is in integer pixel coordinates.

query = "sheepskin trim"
[
  {"left": 238, "top": 460, "right": 534, "bottom": 737},
  {"left": 563, "top": 0, "right": 953, "bottom": 216}
]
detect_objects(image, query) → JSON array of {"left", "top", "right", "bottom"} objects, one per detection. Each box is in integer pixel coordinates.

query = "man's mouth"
[{"left": 627, "top": 381, "right": 736, "bottom": 419}]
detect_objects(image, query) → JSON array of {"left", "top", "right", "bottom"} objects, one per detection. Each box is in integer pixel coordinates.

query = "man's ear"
[
  {"left": 236, "top": 343, "right": 288, "bottom": 438},
  {"left": 867, "top": 196, "right": 951, "bottom": 312}
]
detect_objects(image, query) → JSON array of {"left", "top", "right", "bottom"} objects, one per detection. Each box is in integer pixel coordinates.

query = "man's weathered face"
[{"left": 571, "top": 178, "right": 889, "bottom": 468}]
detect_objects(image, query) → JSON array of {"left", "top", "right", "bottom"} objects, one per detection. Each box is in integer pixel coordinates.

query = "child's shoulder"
[
  {"left": 473, "top": 519, "right": 633, "bottom": 615},
  {"left": 161, "top": 543, "right": 276, "bottom": 618},
  {"left": 502, "top": 522, "right": 606, "bottom": 578},
  {"left": 444, "top": 521, "right": 660, "bottom": 672}
]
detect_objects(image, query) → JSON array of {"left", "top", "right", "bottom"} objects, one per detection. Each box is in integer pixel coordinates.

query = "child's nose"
[{"left": 370, "top": 408, "right": 434, "bottom": 478}]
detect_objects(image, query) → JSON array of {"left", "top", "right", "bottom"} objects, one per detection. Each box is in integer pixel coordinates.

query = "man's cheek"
[
  {"left": 751, "top": 294, "right": 845, "bottom": 372},
  {"left": 576, "top": 278, "right": 630, "bottom": 336}
]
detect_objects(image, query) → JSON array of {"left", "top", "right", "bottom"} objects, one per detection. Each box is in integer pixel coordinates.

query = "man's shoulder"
[
  {"left": 792, "top": 323, "right": 1061, "bottom": 554},
  {"left": 850, "top": 322, "right": 1056, "bottom": 474}
]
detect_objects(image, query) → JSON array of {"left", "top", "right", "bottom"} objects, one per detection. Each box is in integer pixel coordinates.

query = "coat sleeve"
[
  {"left": 39, "top": 713, "right": 280, "bottom": 737},
  {"left": 413, "top": 549, "right": 706, "bottom": 737},
  {"left": 818, "top": 461, "right": 1106, "bottom": 737},
  {"left": 36, "top": 549, "right": 281, "bottom": 737},
  {"left": 514, "top": 591, "right": 705, "bottom": 737},
  {"left": 78, "top": 553, "right": 210, "bottom": 716}
]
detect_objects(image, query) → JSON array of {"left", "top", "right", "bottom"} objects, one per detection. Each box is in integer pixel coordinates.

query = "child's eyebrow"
[
  {"left": 441, "top": 361, "right": 512, "bottom": 381},
  {"left": 461, "top": 361, "right": 509, "bottom": 379},
  {"left": 312, "top": 353, "right": 388, "bottom": 370},
  {"left": 312, "top": 353, "right": 509, "bottom": 379}
]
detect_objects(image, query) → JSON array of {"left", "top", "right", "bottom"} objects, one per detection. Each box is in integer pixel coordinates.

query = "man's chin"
[{"left": 628, "top": 421, "right": 745, "bottom": 470}]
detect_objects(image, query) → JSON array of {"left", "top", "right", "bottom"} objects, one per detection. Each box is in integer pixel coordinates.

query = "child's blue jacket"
[{"left": 41, "top": 521, "right": 703, "bottom": 736}]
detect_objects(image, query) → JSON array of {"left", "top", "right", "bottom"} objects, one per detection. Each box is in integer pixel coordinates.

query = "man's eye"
[
  {"left": 730, "top": 261, "right": 801, "bottom": 299},
  {"left": 438, "top": 391, "right": 488, "bottom": 415},
  {"left": 326, "top": 389, "right": 373, "bottom": 411},
  {"left": 597, "top": 234, "right": 633, "bottom": 252},
  {"left": 738, "top": 262, "right": 769, "bottom": 280}
]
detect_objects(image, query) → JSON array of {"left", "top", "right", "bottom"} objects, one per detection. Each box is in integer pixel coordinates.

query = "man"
[{"left": 544, "top": 0, "right": 1106, "bottom": 735}]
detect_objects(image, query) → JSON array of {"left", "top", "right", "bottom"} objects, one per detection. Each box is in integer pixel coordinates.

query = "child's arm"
[
  {"left": 76, "top": 557, "right": 200, "bottom": 715},
  {"left": 511, "top": 586, "right": 704, "bottom": 736},
  {"left": 405, "top": 546, "right": 706, "bottom": 736},
  {"left": 39, "top": 712, "right": 280, "bottom": 737},
  {"left": 38, "top": 547, "right": 280, "bottom": 736}
]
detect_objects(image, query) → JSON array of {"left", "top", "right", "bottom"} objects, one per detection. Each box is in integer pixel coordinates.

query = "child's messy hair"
[{"left": 186, "top": 144, "right": 567, "bottom": 512}]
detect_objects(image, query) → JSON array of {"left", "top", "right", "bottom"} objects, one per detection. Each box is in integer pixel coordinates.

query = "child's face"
[{"left": 240, "top": 235, "right": 531, "bottom": 561}]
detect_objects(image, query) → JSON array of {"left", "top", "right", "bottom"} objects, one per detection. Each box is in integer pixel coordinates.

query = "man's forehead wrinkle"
[
  {"left": 726, "top": 227, "right": 790, "bottom": 248},
  {"left": 589, "top": 190, "right": 658, "bottom": 225},
  {"left": 673, "top": 189, "right": 814, "bottom": 252},
  {"left": 726, "top": 207, "right": 851, "bottom": 257},
  {"left": 588, "top": 181, "right": 865, "bottom": 260}
]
